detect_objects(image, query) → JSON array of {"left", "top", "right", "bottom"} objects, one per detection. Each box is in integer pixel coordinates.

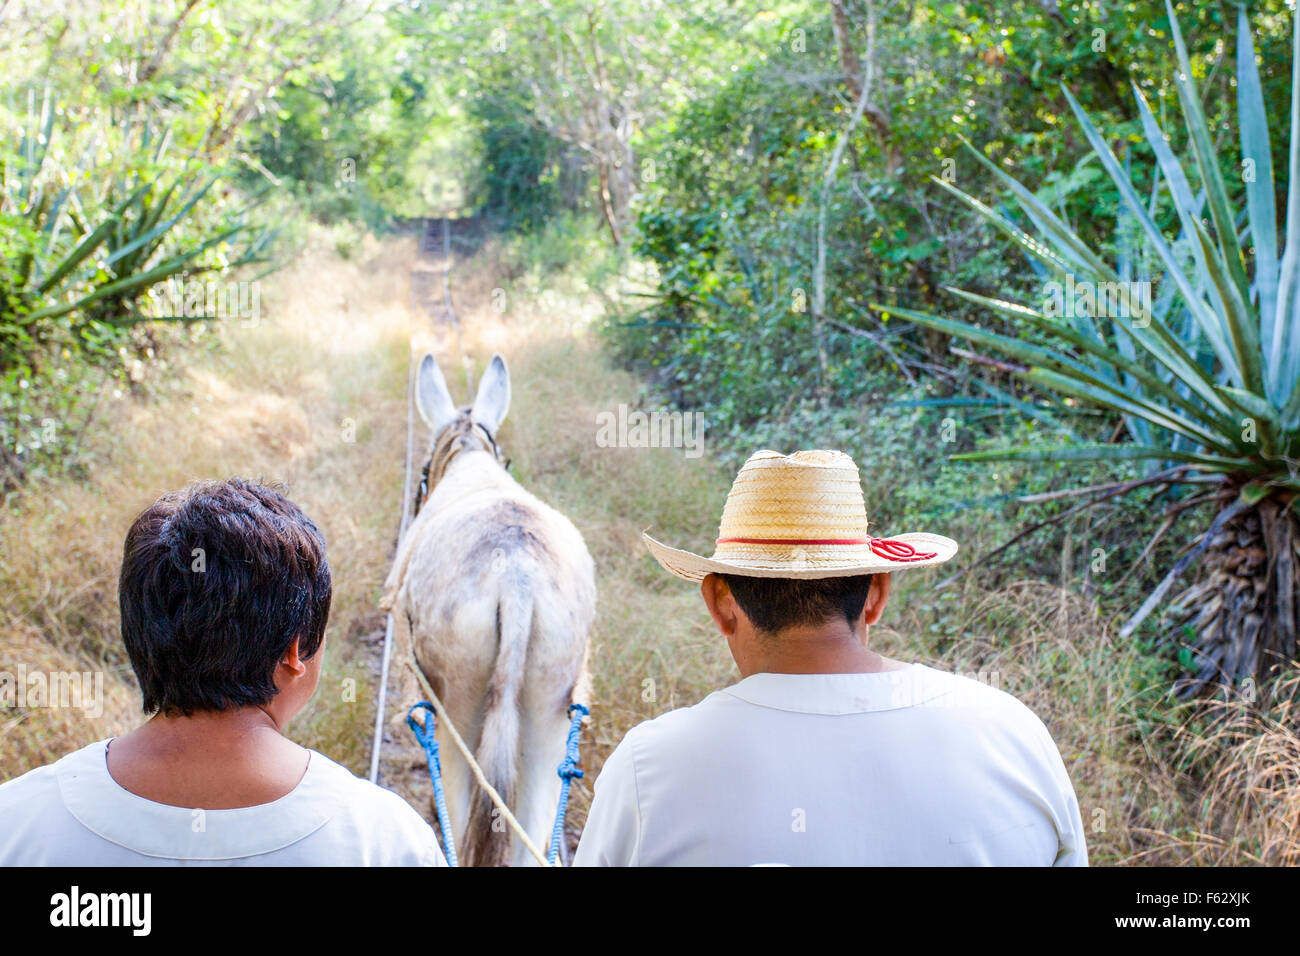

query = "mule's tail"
[{"left": 461, "top": 579, "right": 532, "bottom": 866}]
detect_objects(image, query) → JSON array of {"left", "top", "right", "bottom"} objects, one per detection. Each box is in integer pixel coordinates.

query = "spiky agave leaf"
[
  {"left": 874, "top": 2, "right": 1298, "bottom": 483},
  {"left": 2, "top": 99, "right": 273, "bottom": 337}
]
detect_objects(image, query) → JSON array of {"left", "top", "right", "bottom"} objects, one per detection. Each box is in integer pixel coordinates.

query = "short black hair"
[
  {"left": 119, "top": 478, "right": 332, "bottom": 715},
  {"left": 719, "top": 573, "right": 877, "bottom": 635}
]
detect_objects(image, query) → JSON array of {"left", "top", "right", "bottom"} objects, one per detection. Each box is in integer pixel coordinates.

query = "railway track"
[
  {"left": 369, "top": 216, "right": 469, "bottom": 786},
  {"left": 366, "top": 215, "right": 584, "bottom": 863},
  {"left": 365, "top": 216, "right": 494, "bottom": 843}
]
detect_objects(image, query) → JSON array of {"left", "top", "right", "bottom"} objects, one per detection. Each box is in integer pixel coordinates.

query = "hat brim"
[{"left": 642, "top": 531, "right": 959, "bottom": 583}]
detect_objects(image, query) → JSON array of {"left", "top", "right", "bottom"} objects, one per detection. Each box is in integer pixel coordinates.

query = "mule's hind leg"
[
  {"left": 511, "top": 709, "right": 572, "bottom": 866},
  {"left": 435, "top": 726, "right": 477, "bottom": 862}
]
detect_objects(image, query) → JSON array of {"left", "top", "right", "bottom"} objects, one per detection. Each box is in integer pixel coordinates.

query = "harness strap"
[{"left": 413, "top": 421, "right": 508, "bottom": 517}]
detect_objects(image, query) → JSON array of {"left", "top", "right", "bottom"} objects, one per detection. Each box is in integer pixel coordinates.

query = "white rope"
[
  {"left": 405, "top": 658, "right": 555, "bottom": 867},
  {"left": 368, "top": 618, "right": 397, "bottom": 784}
]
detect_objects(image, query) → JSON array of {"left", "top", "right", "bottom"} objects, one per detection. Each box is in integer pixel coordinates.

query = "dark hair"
[
  {"left": 118, "top": 478, "right": 332, "bottom": 715},
  {"left": 719, "top": 573, "right": 877, "bottom": 635}
]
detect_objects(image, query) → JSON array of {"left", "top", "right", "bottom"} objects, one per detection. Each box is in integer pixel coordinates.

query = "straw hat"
[{"left": 643, "top": 449, "right": 958, "bottom": 581}]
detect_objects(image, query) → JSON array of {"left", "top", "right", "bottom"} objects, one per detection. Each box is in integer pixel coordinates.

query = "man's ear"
[
  {"left": 701, "top": 573, "right": 741, "bottom": 638},
  {"left": 279, "top": 637, "right": 308, "bottom": 678},
  {"left": 863, "top": 573, "right": 893, "bottom": 626}
]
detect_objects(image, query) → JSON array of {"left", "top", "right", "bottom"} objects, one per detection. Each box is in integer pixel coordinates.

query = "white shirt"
[
  {"left": 0, "top": 739, "right": 446, "bottom": 866},
  {"left": 574, "top": 665, "right": 1087, "bottom": 866}
]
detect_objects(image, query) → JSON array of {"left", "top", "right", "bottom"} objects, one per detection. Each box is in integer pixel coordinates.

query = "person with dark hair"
[
  {"left": 575, "top": 449, "right": 1087, "bottom": 866},
  {"left": 0, "top": 478, "right": 445, "bottom": 866}
]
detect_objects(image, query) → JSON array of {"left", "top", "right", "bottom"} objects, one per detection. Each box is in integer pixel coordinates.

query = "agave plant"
[
  {"left": 872, "top": 2, "right": 1300, "bottom": 695},
  {"left": 1, "top": 91, "right": 274, "bottom": 487},
  {"left": 1, "top": 90, "right": 272, "bottom": 364}
]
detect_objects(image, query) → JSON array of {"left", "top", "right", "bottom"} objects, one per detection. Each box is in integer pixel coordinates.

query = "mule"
[{"left": 382, "top": 352, "right": 595, "bottom": 866}]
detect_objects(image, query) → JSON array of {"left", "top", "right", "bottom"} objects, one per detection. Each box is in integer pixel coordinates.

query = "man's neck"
[
  {"left": 106, "top": 706, "right": 309, "bottom": 809},
  {"left": 735, "top": 622, "right": 907, "bottom": 677}
]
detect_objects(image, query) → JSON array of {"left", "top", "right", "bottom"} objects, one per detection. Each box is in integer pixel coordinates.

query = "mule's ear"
[
  {"left": 470, "top": 353, "right": 510, "bottom": 433},
  {"left": 415, "top": 353, "right": 458, "bottom": 434}
]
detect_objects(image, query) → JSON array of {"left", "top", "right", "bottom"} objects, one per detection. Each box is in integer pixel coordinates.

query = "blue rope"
[
  {"left": 547, "top": 703, "right": 589, "bottom": 865},
  {"left": 406, "top": 701, "right": 459, "bottom": 867}
]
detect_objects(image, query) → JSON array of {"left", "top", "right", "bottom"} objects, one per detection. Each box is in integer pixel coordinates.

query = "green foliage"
[
  {"left": 240, "top": 10, "right": 457, "bottom": 227},
  {"left": 614, "top": 3, "right": 1103, "bottom": 431},
  {"left": 610, "top": 0, "right": 1297, "bottom": 455},
  {"left": 496, "top": 210, "right": 621, "bottom": 291},
  {"left": 0, "top": 0, "right": 442, "bottom": 483},
  {"left": 3, "top": 110, "right": 265, "bottom": 329},
  {"left": 397, "top": 0, "right": 781, "bottom": 239},
  {"left": 464, "top": 76, "right": 580, "bottom": 233},
  {"left": 0, "top": 87, "right": 271, "bottom": 480},
  {"left": 889, "top": 3, "right": 1300, "bottom": 495}
]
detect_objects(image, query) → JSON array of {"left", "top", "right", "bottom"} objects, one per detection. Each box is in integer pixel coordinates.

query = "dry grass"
[
  {"left": 879, "top": 578, "right": 1188, "bottom": 864},
  {"left": 1137, "top": 673, "right": 1300, "bottom": 865},
  {"left": 0, "top": 232, "right": 414, "bottom": 777}
]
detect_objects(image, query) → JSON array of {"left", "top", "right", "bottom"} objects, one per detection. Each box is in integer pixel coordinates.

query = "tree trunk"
[
  {"left": 828, "top": 0, "right": 899, "bottom": 171},
  {"left": 829, "top": 0, "right": 863, "bottom": 104},
  {"left": 597, "top": 162, "right": 622, "bottom": 246},
  {"left": 1167, "top": 495, "right": 1300, "bottom": 698}
]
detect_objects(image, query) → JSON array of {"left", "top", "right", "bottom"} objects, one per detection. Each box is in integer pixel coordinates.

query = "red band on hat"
[
  {"left": 715, "top": 536, "right": 938, "bottom": 562},
  {"left": 867, "top": 538, "right": 937, "bottom": 562}
]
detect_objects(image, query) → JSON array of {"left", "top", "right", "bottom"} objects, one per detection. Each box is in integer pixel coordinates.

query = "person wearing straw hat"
[{"left": 574, "top": 449, "right": 1087, "bottom": 867}]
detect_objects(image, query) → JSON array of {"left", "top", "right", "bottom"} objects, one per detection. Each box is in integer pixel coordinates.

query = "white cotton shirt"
[
  {"left": 0, "top": 739, "right": 446, "bottom": 866},
  {"left": 574, "top": 664, "right": 1088, "bottom": 867}
]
